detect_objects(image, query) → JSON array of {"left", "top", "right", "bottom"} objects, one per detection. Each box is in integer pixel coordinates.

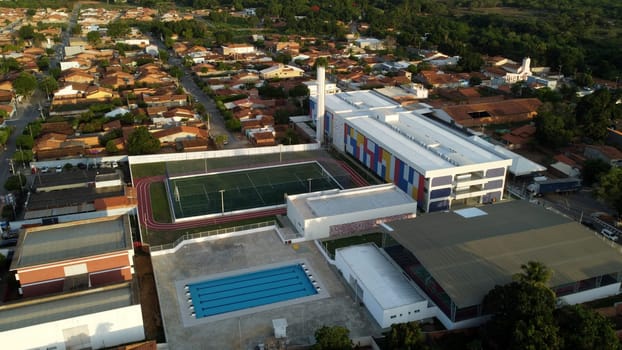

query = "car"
[
  {"left": 55, "top": 165, "right": 62, "bottom": 173},
  {"left": 112, "top": 161, "right": 119, "bottom": 168},
  {"left": 601, "top": 229, "right": 618, "bottom": 241},
  {"left": 40, "top": 166, "right": 49, "bottom": 173}
]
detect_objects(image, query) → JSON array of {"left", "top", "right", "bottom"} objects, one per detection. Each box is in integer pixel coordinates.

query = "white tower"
[{"left": 316, "top": 65, "right": 326, "bottom": 145}]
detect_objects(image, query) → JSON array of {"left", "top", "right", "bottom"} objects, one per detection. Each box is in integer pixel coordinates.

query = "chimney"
[{"left": 316, "top": 65, "right": 325, "bottom": 144}]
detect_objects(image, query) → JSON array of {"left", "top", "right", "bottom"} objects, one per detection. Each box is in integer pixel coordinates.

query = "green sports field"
[{"left": 167, "top": 162, "right": 340, "bottom": 219}]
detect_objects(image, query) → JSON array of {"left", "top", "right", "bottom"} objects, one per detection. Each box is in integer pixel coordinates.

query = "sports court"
[{"left": 167, "top": 161, "right": 341, "bottom": 220}]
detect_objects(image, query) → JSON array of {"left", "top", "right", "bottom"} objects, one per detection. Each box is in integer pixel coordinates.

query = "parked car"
[
  {"left": 55, "top": 165, "right": 62, "bottom": 173},
  {"left": 601, "top": 229, "right": 618, "bottom": 241},
  {"left": 40, "top": 166, "right": 49, "bottom": 173},
  {"left": 112, "top": 161, "right": 119, "bottom": 168},
  {"left": 77, "top": 163, "right": 87, "bottom": 170}
]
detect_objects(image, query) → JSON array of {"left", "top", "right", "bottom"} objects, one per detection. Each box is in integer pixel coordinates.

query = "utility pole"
[{"left": 219, "top": 189, "right": 225, "bottom": 214}]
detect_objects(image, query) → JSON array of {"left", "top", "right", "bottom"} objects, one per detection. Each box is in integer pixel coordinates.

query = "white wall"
[
  {"left": 0, "top": 304, "right": 144, "bottom": 350},
  {"left": 559, "top": 282, "right": 621, "bottom": 306},
  {"left": 128, "top": 143, "right": 319, "bottom": 165},
  {"left": 95, "top": 179, "right": 123, "bottom": 188},
  {"left": 10, "top": 208, "right": 135, "bottom": 230}
]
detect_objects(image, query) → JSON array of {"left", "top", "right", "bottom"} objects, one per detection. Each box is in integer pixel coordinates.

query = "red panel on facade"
[
  {"left": 17, "top": 253, "right": 129, "bottom": 285},
  {"left": 90, "top": 267, "right": 132, "bottom": 287},
  {"left": 418, "top": 174, "right": 426, "bottom": 203},
  {"left": 22, "top": 279, "right": 64, "bottom": 298}
]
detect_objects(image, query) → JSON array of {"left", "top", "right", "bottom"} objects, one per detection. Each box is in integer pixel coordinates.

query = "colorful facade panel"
[{"left": 344, "top": 124, "right": 425, "bottom": 207}]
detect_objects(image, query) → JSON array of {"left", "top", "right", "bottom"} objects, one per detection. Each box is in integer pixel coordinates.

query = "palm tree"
[{"left": 513, "top": 261, "right": 552, "bottom": 287}]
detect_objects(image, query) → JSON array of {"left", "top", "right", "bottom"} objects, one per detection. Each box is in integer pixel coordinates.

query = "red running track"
[
  {"left": 134, "top": 160, "right": 369, "bottom": 231},
  {"left": 135, "top": 175, "right": 286, "bottom": 230}
]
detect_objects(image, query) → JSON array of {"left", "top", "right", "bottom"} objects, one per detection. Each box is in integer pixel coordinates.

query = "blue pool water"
[{"left": 187, "top": 264, "right": 318, "bottom": 318}]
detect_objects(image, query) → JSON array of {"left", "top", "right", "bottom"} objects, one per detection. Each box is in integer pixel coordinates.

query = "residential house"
[
  {"left": 260, "top": 64, "right": 304, "bottom": 79},
  {"left": 143, "top": 94, "right": 188, "bottom": 107},
  {"left": 152, "top": 126, "right": 207, "bottom": 144},
  {"left": 248, "top": 129, "right": 276, "bottom": 146},
  {"left": 416, "top": 70, "right": 469, "bottom": 89},
  {"left": 354, "top": 37, "right": 384, "bottom": 50},
  {"left": 221, "top": 43, "right": 255, "bottom": 56},
  {"left": 61, "top": 69, "right": 95, "bottom": 85},
  {"left": 85, "top": 86, "right": 117, "bottom": 100},
  {"left": 501, "top": 124, "right": 536, "bottom": 150}
]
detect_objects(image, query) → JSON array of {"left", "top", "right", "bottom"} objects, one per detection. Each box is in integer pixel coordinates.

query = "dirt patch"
[{"left": 134, "top": 248, "right": 165, "bottom": 343}]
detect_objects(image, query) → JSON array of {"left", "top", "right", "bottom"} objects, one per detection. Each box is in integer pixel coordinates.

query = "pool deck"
[{"left": 152, "top": 229, "right": 383, "bottom": 349}]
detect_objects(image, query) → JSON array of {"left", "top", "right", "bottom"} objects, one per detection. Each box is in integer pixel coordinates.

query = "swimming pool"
[{"left": 186, "top": 264, "right": 319, "bottom": 318}]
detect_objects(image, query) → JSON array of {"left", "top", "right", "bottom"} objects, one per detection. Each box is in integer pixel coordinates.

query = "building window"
[
  {"left": 399, "top": 314, "right": 402, "bottom": 317},
  {"left": 390, "top": 315, "right": 396, "bottom": 319},
  {"left": 414, "top": 309, "right": 419, "bottom": 313}
]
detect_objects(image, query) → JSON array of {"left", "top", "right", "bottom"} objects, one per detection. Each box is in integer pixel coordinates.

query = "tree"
[
  {"left": 15, "top": 135, "right": 33, "bottom": 149},
  {"left": 14, "top": 72, "right": 37, "bottom": 97},
  {"left": 581, "top": 159, "right": 611, "bottom": 187},
  {"left": 126, "top": 126, "right": 160, "bottom": 155},
  {"left": 555, "top": 304, "right": 620, "bottom": 350},
  {"left": 107, "top": 21, "right": 130, "bottom": 38},
  {"left": 86, "top": 31, "right": 101, "bottom": 46},
  {"left": 106, "top": 140, "right": 119, "bottom": 154},
  {"left": 576, "top": 89, "right": 621, "bottom": 142},
  {"left": 4, "top": 174, "right": 26, "bottom": 191},
  {"left": 513, "top": 261, "right": 553, "bottom": 287},
  {"left": 312, "top": 325, "right": 352, "bottom": 350},
  {"left": 483, "top": 263, "right": 560, "bottom": 350},
  {"left": 596, "top": 167, "right": 622, "bottom": 216},
  {"left": 386, "top": 321, "right": 427, "bottom": 350}
]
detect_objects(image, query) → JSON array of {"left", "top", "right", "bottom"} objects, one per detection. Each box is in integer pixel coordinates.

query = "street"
[{"left": 0, "top": 90, "right": 46, "bottom": 196}]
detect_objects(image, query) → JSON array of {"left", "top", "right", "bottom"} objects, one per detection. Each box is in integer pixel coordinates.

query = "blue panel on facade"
[
  {"left": 484, "top": 180, "right": 503, "bottom": 190},
  {"left": 429, "top": 200, "right": 449, "bottom": 212},
  {"left": 430, "top": 188, "right": 452, "bottom": 199},
  {"left": 486, "top": 167, "right": 505, "bottom": 178},
  {"left": 431, "top": 175, "right": 453, "bottom": 187}
]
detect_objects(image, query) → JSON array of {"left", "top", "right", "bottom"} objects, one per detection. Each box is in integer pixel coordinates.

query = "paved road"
[{"left": 0, "top": 91, "right": 46, "bottom": 196}]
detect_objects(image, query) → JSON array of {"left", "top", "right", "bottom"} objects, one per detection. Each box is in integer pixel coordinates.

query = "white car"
[
  {"left": 55, "top": 165, "right": 62, "bottom": 173},
  {"left": 601, "top": 229, "right": 618, "bottom": 241},
  {"left": 40, "top": 166, "right": 49, "bottom": 173}
]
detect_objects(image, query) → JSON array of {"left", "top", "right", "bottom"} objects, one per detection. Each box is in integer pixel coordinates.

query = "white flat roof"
[
  {"left": 323, "top": 91, "right": 398, "bottom": 115},
  {"left": 337, "top": 243, "right": 426, "bottom": 309},
  {"left": 324, "top": 91, "right": 512, "bottom": 175},
  {"left": 291, "top": 184, "right": 416, "bottom": 220}
]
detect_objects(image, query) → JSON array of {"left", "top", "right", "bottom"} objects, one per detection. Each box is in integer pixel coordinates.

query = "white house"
[
  {"left": 60, "top": 61, "right": 80, "bottom": 71},
  {"left": 354, "top": 38, "right": 384, "bottom": 50}
]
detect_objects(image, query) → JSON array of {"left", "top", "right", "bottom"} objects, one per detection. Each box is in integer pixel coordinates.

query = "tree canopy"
[
  {"left": 596, "top": 167, "right": 622, "bottom": 216},
  {"left": 14, "top": 72, "right": 37, "bottom": 97},
  {"left": 126, "top": 126, "right": 160, "bottom": 155},
  {"left": 312, "top": 325, "right": 352, "bottom": 350},
  {"left": 386, "top": 321, "right": 427, "bottom": 350},
  {"left": 556, "top": 304, "right": 620, "bottom": 350}
]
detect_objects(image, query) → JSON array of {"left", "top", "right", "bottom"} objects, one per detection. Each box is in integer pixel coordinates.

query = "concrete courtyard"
[{"left": 151, "top": 229, "right": 382, "bottom": 349}]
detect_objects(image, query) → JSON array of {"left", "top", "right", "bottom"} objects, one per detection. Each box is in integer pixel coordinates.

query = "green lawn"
[
  {"left": 149, "top": 182, "right": 172, "bottom": 224},
  {"left": 131, "top": 162, "right": 166, "bottom": 180}
]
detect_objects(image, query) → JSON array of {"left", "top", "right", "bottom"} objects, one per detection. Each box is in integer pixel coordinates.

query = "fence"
[
  {"left": 149, "top": 220, "right": 276, "bottom": 253},
  {"left": 128, "top": 143, "right": 320, "bottom": 165}
]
